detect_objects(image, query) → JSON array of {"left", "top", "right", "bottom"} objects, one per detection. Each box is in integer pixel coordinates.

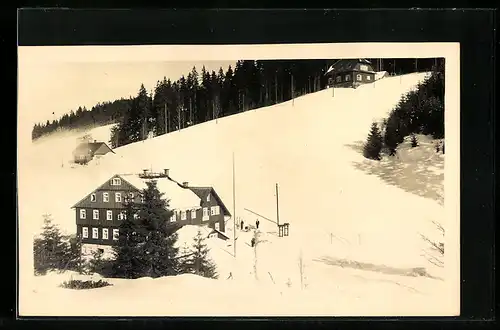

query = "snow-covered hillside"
[{"left": 18, "top": 72, "right": 455, "bottom": 316}]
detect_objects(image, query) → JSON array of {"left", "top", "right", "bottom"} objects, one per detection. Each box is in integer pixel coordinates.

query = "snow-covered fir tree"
[
  {"left": 410, "top": 134, "right": 419, "bottom": 147},
  {"left": 363, "top": 122, "right": 383, "bottom": 160},
  {"left": 180, "top": 229, "right": 218, "bottom": 279},
  {"left": 33, "top": 214, "right": 71, "bottom": 275},
  {"left": 135, "top": 180, "right": 181, "bottom": 278},
  {"left": 112, "top": 197, "right": 143, "bottom": 278}
]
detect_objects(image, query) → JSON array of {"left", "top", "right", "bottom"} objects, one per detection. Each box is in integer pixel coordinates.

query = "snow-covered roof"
[{"left": 119, "top": 174, "right": 202, "bottom": 211}]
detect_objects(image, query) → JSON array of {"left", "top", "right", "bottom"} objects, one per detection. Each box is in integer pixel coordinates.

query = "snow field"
[{"left": 18, "top": 72, "right": 452, "bottom": 316}]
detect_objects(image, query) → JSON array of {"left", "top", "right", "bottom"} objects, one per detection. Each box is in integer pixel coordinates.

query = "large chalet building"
[
  {"left": 71, "top": 169, "right": 231, "bottom": 254},
  {"left": 325, "top": 59, "right": 376, "bottom": 88}
]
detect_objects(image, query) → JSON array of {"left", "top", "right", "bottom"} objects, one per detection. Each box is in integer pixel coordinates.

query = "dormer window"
[
  {"left": 360, "top": 64, "right": 368, "bottom": 71},
  {"left": 91, "top": 193, "right": 96, "bottom": 202},
  {"left": 112, "top": 178, "right": 122, "bottom": 186},
  {"left": 207, "top": 194, "right": 211, "bottom": 202}
]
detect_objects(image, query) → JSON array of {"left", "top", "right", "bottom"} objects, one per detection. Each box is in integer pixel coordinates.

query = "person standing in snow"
[
  {"left": 251, "top": 237, "right": 256, "bottom": 247},
  {"left": 240, "top": 219, "right": 244, "bottom": 230},
  {"left": 256, "top": 219, "right": 260, "bottom": 229}
]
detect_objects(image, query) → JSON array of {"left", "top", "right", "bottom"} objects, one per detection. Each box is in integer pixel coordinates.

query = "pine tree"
[
  {"left": 410, "top": 134, "right": 419, "bottom": 147},
  {"left": 112, "top": 197, "right": 143, "bottom": 279},
  {"left": 363, "top": 122, "right": 383, "bottom": 160},
  {"left": 33, "top": 214, "right": 71, "bottom": 275},
  {"left": 181, "top": 229, "right": 218, "bottom": 279},
  {"left": 135, "top": 180, "right": 181, "bottom": 278},
  {"left": 66, "top": 234, "right": 84, "bottom": 274},
  {"left": 384, "top": 115, "right": 401, "bottom": 156}
]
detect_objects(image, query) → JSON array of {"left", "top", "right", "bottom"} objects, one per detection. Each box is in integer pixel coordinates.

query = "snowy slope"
[{"left": 18, "top": 72, "right": 454, "bottom": 316}]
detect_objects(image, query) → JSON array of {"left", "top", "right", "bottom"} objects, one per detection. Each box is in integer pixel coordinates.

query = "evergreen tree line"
[
  {"left": 109, "top": 60, "right": 333, "bottom": 148},
  {"left": 32, "top": 98, "right": 133, "bottom": 141},
  {"left": 34, "top": 180, "right": 217, "bottom": 280},
  {"left": 32, "top": 58, "right": 444, "bottom": 143},
  {"left": 364, "top": 62, "right": 445, "bottom": 160}
]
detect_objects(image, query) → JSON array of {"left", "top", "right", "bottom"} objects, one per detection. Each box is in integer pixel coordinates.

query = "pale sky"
[{"left": 18, "top": 58, "right": 235, "bottom": 127}]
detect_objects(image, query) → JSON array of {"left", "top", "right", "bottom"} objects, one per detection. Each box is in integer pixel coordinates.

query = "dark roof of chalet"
[
  {"left": 326, "top": 59, "right": 374, "bottom": 75},
  {"left": 187, "top": 186, "right": 232, "bottom": 217},
  {"left": 73, "top": 141, "right": 115, "bottom": 155}
]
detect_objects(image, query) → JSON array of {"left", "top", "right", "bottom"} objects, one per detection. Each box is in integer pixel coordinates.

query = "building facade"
[
  {"left": 325, "top": 59, "right": 376, "bottom": 88},
  {"left": 72, "top": 174, "right": 231, "bottom": 254}
]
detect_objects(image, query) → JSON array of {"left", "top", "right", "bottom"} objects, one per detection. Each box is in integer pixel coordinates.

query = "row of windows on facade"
[
  {"left": 333, "top": 74, "right": 371, "bottom": 83},
  {"left": 82, "top": 227, "right": 119, "bottom": 240},
  {"left": 79, "top": 205, "right": 221, "bottom": 221},
  {"left": 90, "top": 191, "right": 143, "bottom": 203}
]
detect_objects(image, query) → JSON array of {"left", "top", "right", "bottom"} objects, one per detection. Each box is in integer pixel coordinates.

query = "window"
[
  {"left": 366, "top": 75, "right": 371, "bottom": 81},
  {"left": 93, "top": 210, "right": 99, "bottom": 220},
  {"left": 215, "top": 206, "right": 220, "bottom": 215},
  {"left": 357, "top": 74, "right": 362, "bottom": 81},
  {"left": 360, "top": 64, "right": 368, "bottom": 71},
  {"left": 129, "top": 192, "right": 135, "bottom": 199},
  {"left": 102, "top": 228, "right": 109, "bottom": 240},
  {"left": 115, "top": 193, "right": 122, "bottom": 203},
  {"left": 202, "top": 207, "right": 209, "bottom": 221},
  {"left": 82, "top": 227, "right": 88, "bottom": 238},
  {"left": 170, "top": 213, "right": 177, "bottom": 222},
  {"left": 345, "top": 75, "right": 350, "bottom": 81},
  {"left": 207, "top": 194, "right": 211, "bottom": 202},
  {"left": 118, "top": 211, "right": 126, "bottom": 221},
  {"left": 106, "top": 210, "right": 113, "bottom": 221},
  {"left": 113, "top": 229, "right": 119, "bottom": 240},
  {"left": 191, "top": 209, "right": 197, "bottom": 219},
  {"left": 336, "top": 75, "right": 341, "bottom": 83},
  {"left": 215, "top": 222, "right": 220, "bottom": 231},
  {"left": 210, "top": 206, "right": 216, "bottom": 216},
  {"left": 103, "top": 192, "right": 109, "bottom": 202},
  {"left": 112, "top": 178, "right": 122, "bottom": 186},
  {"left": 90, "top": 193, "right": 96, "bottom": 202},
  {"left": 140, "top": 194, "right": 145, "bottom": 203},
  {"left": 92, "top": 228, "right": 99, "bottom": 239},
  {"left": 80, "top": 209, "right": 86, "bottom": 219},
  {"left": 181, "top": 211, "right": 187, "bottom": 220}
]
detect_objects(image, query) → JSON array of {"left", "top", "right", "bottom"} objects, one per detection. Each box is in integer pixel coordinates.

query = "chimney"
[
  {"left": 164, "top": 169, "right": 170, "bottom": 176},
  {"left": 94, "top": 140, "right": 97, "bottom": 143},
  {"left": 183, "top": 181, "right": 189, "bottom": 187}
]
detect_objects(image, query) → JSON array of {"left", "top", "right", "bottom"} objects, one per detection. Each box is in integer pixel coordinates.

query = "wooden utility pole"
[
  {"left": 233, "top": 152, "right": 237, "bottom": 258},
  {"left": 164, "top": 103, "right": 167, "bottom": 134},
  {"left": 276, "top": 183, "right": 280, "bottom": 226}
]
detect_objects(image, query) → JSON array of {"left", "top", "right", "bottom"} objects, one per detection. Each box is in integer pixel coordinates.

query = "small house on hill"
[
  {"left": 72, "top": 140, "right": 114, "bottom": 164},
  {"left": 325, "top": 59, "right": 376, "bottom": 88}
]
